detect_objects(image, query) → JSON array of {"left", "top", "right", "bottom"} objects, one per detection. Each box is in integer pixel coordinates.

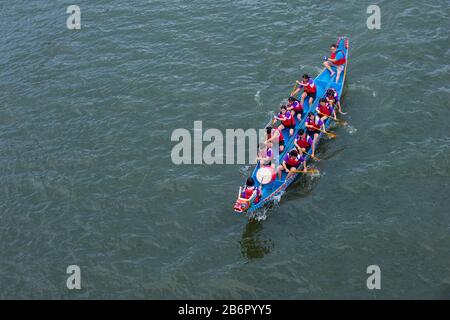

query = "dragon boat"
[{"left": 234, "top": 37, "right": 349, "bottom": 216}]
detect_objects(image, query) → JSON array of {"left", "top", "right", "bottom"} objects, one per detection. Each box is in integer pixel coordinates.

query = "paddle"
[
  {"left": 307, "top": 153, "right": 320, "bottom": 161},
  {"left": 292, "top": 169, "right": 320, "bottom": 174},
  {"left": 295, "top": 146, "right": 320, "bottom": 161},
  {"left": 236, "top": 187, "right": 256, "bottom": 202},
  {"left": 318, "top": 128, "right": 337, "bottom": 138},
  {"left": 271, "top": 112, "right": 278, "bottom": 126},
  {"left": 306, "top": 125, "right": 337, "bottom": 138},
  {"left": 317, "top": 111, "right": 346, "bottom": 124},
  {"left": 290, "top": 82, "right": 298, "bottom": 96}
]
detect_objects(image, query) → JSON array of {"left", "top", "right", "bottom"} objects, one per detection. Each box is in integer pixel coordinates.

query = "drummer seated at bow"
[
  {"left": 294, "top": 128, "right": 313, "bottom": 153},
  {"left": 305, "top": 112, "right": 324, "bottom": 158},
  {"left": 277, "top": 149, "right": 306, "bottom": 180},
  {"left": 274, "top": 105, "right": 295, "bottom": 136},
  {"left": 323, "top": 44, "right": 346, "bottom": 83},
  {"left": 240, "top": 177, "right": 261, "bottom": 203},
  {"left": 291, "top": 74, "right": 317, "bottom": 106},
  {"left": 316, "top": 98, "right": 337, "bottom": 122},
  {"left": 255, "top": 142, "right": 274, "bottom": 167},
  {"left": 286, "top": 96, "right": 304, "bottom": 122},
  {"left": 265, "top": 126, "right": 285, "bottom": 153},
  {"left": 326, "top": 88, "right": 344, "bottom": 115}
]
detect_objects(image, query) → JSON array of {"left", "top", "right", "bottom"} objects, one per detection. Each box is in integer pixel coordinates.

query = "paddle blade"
[{"left": 326, "top": 132, "right": 337, "bottom": 138}]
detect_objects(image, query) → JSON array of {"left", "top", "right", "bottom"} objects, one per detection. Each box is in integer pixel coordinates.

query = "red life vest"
[
  {"left": 326, "top": 95, "right": 335, "bottom": 105},
  {"left": 272, "top": 128, "right": 284, "bottom": 142},
  {"left": 306, "top": 118, "right": 320, "bottom": 132},
  {"left": 302, "top": 79, "right": 316, "bottom": 94},
  {"left": 330, "top": 50, "right": 346, "bottom": 65},
  {"left": 242, "top": 186, "right": 261, "bottom": 203},
  {"left": 286, "top": 155, "right": 301, "bottom": 167},
  {"left": 280, "top": 112, "right": 295, "bottom": 127},
  {"left": 291, "top": 101, "right": 304, "bottom": 113},
  {"left": 243, "top": 187, "right": 255, "bottom": 199},
  {"left": 318, "top": 104, "right": 331, "bottom": 116},
  {"left": 296, "top": 136, "right": 310, "bottom": 148}
]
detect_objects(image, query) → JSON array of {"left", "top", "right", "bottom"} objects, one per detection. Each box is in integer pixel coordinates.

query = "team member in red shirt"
[
  {"left": 323, "top": 44, "right": 346, "bottom": 83},
  {"left": 292, "top": 74, "right": 317, "bottom": 106},
  {"left": 274, "top": 105, "right": 295, "bottom": 136}
]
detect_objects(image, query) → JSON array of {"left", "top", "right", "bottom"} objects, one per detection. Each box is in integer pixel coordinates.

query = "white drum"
[{"left": 256, "top": 166, "right": 276, "bottom": 185}]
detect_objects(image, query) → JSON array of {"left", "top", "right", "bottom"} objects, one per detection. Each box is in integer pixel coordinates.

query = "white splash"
[
  {"left": 311, "top": 171, "right": 321, "bottom": 178},
  {"left": 254, "top": 90, "right": 262, "bottom": 107},
  {"left": 255, "top": 211, "right": 267, "bottom": 221},
  {"left": 346, "top": 125, "right": 358, "bottom": 135},
  {"left": 272, "top": 192, "right": 284, "bottom": 203}
]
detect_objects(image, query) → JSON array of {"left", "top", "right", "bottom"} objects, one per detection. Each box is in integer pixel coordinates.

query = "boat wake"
[
  {"left": 289, "top": 171, "right": 322, "bottom": 195},
  {"left": 246, "top": 194, "right": 283, "bottom": 221},
  {"left": 249, "top": 209, "right": 268, "bottom": 222}
]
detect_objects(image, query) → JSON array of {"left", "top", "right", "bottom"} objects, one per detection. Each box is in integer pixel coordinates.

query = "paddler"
[
  {"left": 240, "top": 177, "right": 261, "bottom": 203},
  {"left": 316, "top": 98, "right": 337, "bottom": 122},
  {"left": 323, "top": 44, "right": 346, "bottom": 83},
  {"left": 326, "top": 88, "right": 344, "bottom": 115},
  {"left": 277, "top": 149, "right": 306, "bottom": 179},
  {"left": 286, "top": 96, "right": 304, "bottom": 122},
  {"left": 255, "top": 142, "right": 274, "bottom": 167},
  {"left": 294, "top": 128, "right": 313, "bottom": 153},
  {"left": 292, "top": 74, "right": 317, "bottom": 106},
  {"left": 265, "top": 126, "right": 285, "bottom": 153},
  {"left": 305, "top": 112, "right": 323, "bottom": 158},
  {"left": 274, "top": 105, "right": 295, "bottom": 137}
]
